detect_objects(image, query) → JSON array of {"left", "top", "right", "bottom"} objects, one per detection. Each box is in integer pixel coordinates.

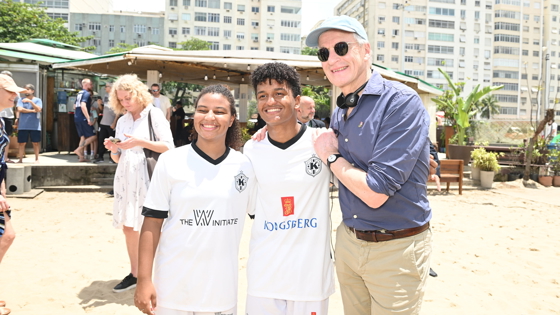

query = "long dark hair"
[{"left": 191, "top": 84, "right": 242, "bottom": 151}]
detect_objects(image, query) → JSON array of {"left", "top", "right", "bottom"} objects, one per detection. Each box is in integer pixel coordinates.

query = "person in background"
[
  {"left": 87, "top": 98, "right": 99, "bottom": 161},
  {"left": 171, "top": 100, "right": 186, "bottom": 147},
  {"left": 0, "top": 73, "right": 27, "bottom": 315},
  {"left": 95, "top": 82, "right": 119, "bottom": 163},
  {"left": 73, "top": 79, "right": 96, "bottom": 162},
  {"left": 150, "top": 84, "right": 171, "bottom": 122},
  {"left": 16, "top": 84, "right": 42, "bottom": 164},
  {"left": 307, "top": 15, "right": 433, "bottom": 314},
  {"left": 135, "top": 84, "right": 255, "bottom": 315},
  {"left": 103, "top": 74, "right": 173, "bottom": 294},
  {"left": 297, "top": 96, "right": 325, "bottom": 128},
  {"left": 0, "top": 71, "right": 16, "bottom": 164}
]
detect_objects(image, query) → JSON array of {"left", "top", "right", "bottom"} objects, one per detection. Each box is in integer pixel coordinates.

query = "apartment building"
[
  {"left": 71, "top": 12, "right": 165, "bottom": 55},
  {"left": 163, "top": 0, "right": 302, "bottom": 54},
  {"left": 334, "top": 0, "right": 560, "bottom": 119},
  {"left": 19, "top": 0, "right": 114, "bottom": 25}
]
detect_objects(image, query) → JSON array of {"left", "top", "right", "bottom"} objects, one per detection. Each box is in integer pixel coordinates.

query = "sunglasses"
[
  {"left": 317, "top": 42, "right": 355, "bottom": 62},
  {"left": 151, "top": 89, "right": 160, "bottom": 92}
]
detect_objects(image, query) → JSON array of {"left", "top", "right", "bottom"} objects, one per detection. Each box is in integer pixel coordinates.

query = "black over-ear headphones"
[{"left": 336, "top": 81, "right": 368, "bottom": 109}]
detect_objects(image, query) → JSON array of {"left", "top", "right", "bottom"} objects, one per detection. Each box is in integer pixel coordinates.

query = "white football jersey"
[
  {"left": 143, "top": 143, "right": 256, "bottom": 312},
  {"left": 244, "top": 125, "right": 335, "bottom": 301}
]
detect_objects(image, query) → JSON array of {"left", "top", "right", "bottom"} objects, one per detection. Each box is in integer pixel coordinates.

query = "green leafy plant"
[
  {"left": 241, "top": 128, "right": 252, "bottom": 145},
  {"left": 473, "top": 150, "right": 502, "bottom": 172},
  {"left": 470, "top": 147, "right": 487, "bottom": 168},
  {"left": 431, "top": 68, "right": 504, "bottom": 146},
  {"left": 548, "top": 149, "right": 560, "bottom": 175}
]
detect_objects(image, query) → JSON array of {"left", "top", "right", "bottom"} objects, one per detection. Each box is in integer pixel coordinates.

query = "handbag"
[{"left": 143, "top": 109, "right": 160, "bottom": 180}]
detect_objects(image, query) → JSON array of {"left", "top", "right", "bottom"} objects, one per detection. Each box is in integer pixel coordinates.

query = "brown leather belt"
[{"left": 348, "top": 222, "right": 430, "bottom": 242}]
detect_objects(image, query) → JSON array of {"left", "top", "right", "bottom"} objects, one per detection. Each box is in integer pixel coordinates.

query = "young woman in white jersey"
[{"left": 135, "top": 85, "right": 255, "bottom": 315}]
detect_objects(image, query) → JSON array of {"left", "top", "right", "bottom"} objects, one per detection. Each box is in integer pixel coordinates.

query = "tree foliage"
[
  {"left": 0, "top": 0, "right": 92, "bottom": 48},
  {"left": 474, "top": 95, "right": 501, "bottom": 119},
  {"left": 105, "top": 43, "right": 139, "bottom": 54},
  {"left": 302, "top": 85, "right": 331, "bottom": 119},
  {"left": 177, "top": 37, "right": 211, "bottom": 51},
  {"left": 301, "top": 47, "right": 319, "bottom": 56}
]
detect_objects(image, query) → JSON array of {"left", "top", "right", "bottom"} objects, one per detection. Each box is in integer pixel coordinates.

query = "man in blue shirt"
[
  {"left": 307, "top": 16, "right": 433, "bottom": 314},
  {"left": 16, "top": 84, "right": 42, "bottom": 163},
  {"left": 73, "top": 78, "right": 96, "bottom": 162}
]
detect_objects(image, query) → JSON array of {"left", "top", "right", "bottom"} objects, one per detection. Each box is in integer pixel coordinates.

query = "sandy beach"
[{"left": 1, "top": 183, "right": 559, "bottom": 314}]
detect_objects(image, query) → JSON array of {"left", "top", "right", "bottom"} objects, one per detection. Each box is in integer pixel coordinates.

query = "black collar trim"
[
  {"left": 192, "top": 140, "right": 230, "bottom": 165},
  {"left": 268, "top": 123, "right": 306, "bottom": 150}
]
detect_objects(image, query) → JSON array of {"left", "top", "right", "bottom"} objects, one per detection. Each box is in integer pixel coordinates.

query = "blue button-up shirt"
[{"left": 331, "top": 71, "right": 432, "bottom": 231}]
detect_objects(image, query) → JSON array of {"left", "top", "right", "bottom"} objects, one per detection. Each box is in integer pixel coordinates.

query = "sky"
[{"left": 112, "top": 0, "right": 340, "bottom": 36}]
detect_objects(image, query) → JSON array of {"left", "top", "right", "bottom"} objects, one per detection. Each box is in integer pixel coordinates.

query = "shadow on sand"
[{"left": 78, "top": 279, "right": 135, "bottom": 310}]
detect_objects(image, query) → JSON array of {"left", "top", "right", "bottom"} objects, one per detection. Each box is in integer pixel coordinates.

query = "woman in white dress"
[
  {"left": 103, "top": 74, "right": 174, "bottom": 293},
  {"left": 134, "top": 85, "right": 255, "bottom": 315}
]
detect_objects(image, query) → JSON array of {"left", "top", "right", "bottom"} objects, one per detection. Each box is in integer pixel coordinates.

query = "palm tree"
[{"left": 475, "top": 95, "right": 501, "bottom": 119}]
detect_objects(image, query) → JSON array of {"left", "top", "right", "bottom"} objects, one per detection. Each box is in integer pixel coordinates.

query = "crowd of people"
[{"left": 1, "top": 16, "right": 440, "bottom": 315}]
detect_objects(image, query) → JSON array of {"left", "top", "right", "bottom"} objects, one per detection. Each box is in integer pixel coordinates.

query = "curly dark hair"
[
  {"left": 191, "top": 84, "right": 242, "bottom": 151},
  {"left": 251, "top": 62, "right": 301, "bottom": 97}
]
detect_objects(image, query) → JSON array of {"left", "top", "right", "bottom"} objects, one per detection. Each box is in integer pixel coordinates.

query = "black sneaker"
[{"left": 113, "top": 273, "right": 137, "bottom": 293}]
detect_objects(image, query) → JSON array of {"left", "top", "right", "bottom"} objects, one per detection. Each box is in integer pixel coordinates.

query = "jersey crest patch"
[
  {"left": 281, "top": 196, "right": 295, "bottom": 216},
  {"left": 304, "top": 154, "right": 322, "bottom": 177},
  {"left": 234, "top": 171, "right": 249, "bottom": 192}
]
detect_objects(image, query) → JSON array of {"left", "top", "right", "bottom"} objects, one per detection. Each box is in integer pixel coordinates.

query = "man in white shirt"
[{"left": 150, "top": 84, "right": 171, "bottom": 122}]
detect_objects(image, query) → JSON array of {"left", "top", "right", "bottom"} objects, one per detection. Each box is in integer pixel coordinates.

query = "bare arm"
[{"left": 134, "top": 217, "right": 164, "bottom": 315}]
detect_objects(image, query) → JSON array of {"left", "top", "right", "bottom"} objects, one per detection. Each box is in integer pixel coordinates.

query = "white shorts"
[
  {"left": 245, "top": 295, "right": 329, "bottom": 315},
  {"left": 156, "top": 305, "right": 236, "bottom": 315}
]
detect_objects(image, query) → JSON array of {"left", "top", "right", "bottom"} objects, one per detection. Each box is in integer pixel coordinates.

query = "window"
[
  {"left": 182, "top": 13, "right": 191, "bottom": 20},
  {"left": 267, "top": 33, "right": 274, "bottom": 40},
  {"left": 24, "top": 0, "right": 69, "bottom": 9},
  {"left": 428, "top": 58, "right": 454, "bottom": 66},
  {"left": 89, "top": 23, "right": 101, "bottom": 31},
  {"left": 208, "top": 41, "right": 219, "bottom": 50},
  {"left": 392, "top": 42, "right": 399, "bottom": 49},
  {"left": 170, "top": 0, "right": 178, "bottom": 6},
  {"left": 460, "top": 47, "right": 465, "bottom": 55},
  {"left": 251, "top": 21, "right": 259, "bottom": 27},
  {"left": 208, "top": 0, "right": 219, "bottom": 8},
  {"left": 495, "top": 95, "right": 518, "bottom": 104},
  {"left": 109, "top": 40, "right": 114, "bottom": 47},
  {"left": 268, "top": 6, "right": 275, "bottom": 12},
  {"left": 169, "top": 28, "right": 178, "bottom": 35},
  {"left": 429, "top": 7, "right": 455, "bottom": 16},
  {"left": 427, "top": 45, "right": 454, "bottom": 54},
  {"left": 499, "top": 107, "right": 517, "bottom": 115},
  {"left": 429, "top": 19, "right": 455, "bottom": 29},
  {"left": 183, "top": 0, "right": 190, "bottom": 5},
  {"left": 224, "top": 2, "right": 232, "bottom": 9},
  {"left": 169, "top": 42, "right": 177, "bottom": 48},
  {"left": 252, "top": 7, "right": 259, "bottom": 13},
  {"left": 378, "top": 16, "right": 386, "bottom": 23},
  {"left": 194, "top": 26, "right": 206, "bottom": 36},
  {"left": 533, "top": 39, "right": 540, "bottom": 45},
  {"left": 237, "top": 4, "right": 245, "bottom": 11},
  {"left": 281, "top": 20, "right": 300, "bottom": 28},
  {"left": 392, "top": 29, "right": 399, "bottom": 36},
  {"left": 392, "top": 16, "right": 400, "bottom": 24},
  {"left": 133, "top": 25, "right": 146, "bottom": 33},
  {"left": 377, "top": 54, "right": 385, "bottom": 62},
  {"left": 493, "top": 82, "right": 518, "bottom": 91},
  {"left": 377, "top": 41, "right": 385, "bottom": 48},
  {"left": 237, "top": 18, "right": 245, "bottom": 26},
  {"left": 533, "top": 51, "right": 539, "bottom": 57},
  {"left": 75, "top": 23, "right": 83, "bottom": 31},
  {"left": 251, "top": 33, "right": 259, "bottom": 40},
  {"left": 280, "top": 33, "right": 300, "bottom": 41},
  {"left": 236, "top": 46, "right": 244, "bottom": 50},
  {"left": 460, "top": 9, "right": 466, "bottom": 19},
  {"left": 47, "top": 12, "right": 68, "bottom": 21},
  {"left": 534, "top": 15, "right": 540, "bottom": 23},
  {"left": 120, "top": 25, "right": 126, "bottom": 33},
  {"left": 195, "top": 0, "right": 207, "bottom": 7},
  {"left": 494, "top": 34, "right": 520, "bottom": 43},
  {"left": 378, "top": 29, "right": 385, "bottom": 35},
  {"left": 208, "top": 27, "right": 219, "bottom": 36},
  {"left": 391, "top": 55, "right": 399, "bottom": 62},
  {"left": 495, "top": 22, "right": 520, "bottom": 31},
  {"left": 280, "top": 6, "right": 301, "bottom": 14},
  {"left": 224, "top": 30, "right": 231, "bottom": 37},
  {"left": 109, "top": 25, "right": 114, "bottom": 32},
  {"left": 494, "top": 46, "right": 519, "bottom": 55},
  {"left": 224, "top": 16, "right": 232, "bottom": 23},
  {"left": 474, "top": 37, "right": 480, "bottom": 44},
  {"left": 208, "top": 13, "right": 220, "bottom": 22},
  {"left": 237, "top": 32, "right": 245, "bottom": 40},
  {"left": 182, "top": 27, "right": 190, "bottom": 35},
  {"left": 223, "top": 44, "right": 231, "bottom": 50},
  {"left": 532, "top": 74, "right": 538, "bottom": 80},
  {"left": 152, "top": 28, "right": 159, "bottom": 35},
  {"left": 266, "top": 47, "right": 274, "bottom": 52},
  {"left": 404, "top": 56, "right": 413, "bottom": 62},
  {"left": 195, "top": 12, "right": 207, "bottom": 22}
]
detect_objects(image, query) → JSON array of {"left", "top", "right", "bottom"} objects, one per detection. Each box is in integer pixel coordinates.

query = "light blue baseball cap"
[{"left": 305, "top": 15, "right": 369, "bottom": 47}]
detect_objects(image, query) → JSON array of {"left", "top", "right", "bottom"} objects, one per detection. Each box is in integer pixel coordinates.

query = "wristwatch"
[{"left": 327, "top": 153, "right": 342, "bottom": 168}]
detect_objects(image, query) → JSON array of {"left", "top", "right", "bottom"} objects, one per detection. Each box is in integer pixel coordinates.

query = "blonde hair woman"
[{"left": 103, "top": 74, "right": 174, "bottom": 293}]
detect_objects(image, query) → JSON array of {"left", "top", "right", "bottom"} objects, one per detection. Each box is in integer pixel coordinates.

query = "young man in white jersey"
[{"left": 243, "top": 62, "right": 334, "bottom": 315}]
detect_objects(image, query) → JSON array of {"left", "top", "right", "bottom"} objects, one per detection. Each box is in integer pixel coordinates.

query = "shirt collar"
[{"left": 362, "top": 70, "right": 384, "bottom": 96}]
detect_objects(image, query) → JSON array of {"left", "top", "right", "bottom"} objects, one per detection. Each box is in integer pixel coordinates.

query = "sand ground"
[{"left": 1, "top": 182, "right": 559, "bottom": 314}]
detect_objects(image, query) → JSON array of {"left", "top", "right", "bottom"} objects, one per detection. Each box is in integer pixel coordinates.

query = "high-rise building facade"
[
  {"left": 334, "top": 0, "right": 560, "bottom": 119},
  {"left": 71, "top": 12, "right": 165, "bottom": 55},
  {"left": 20, "top": 0, "right": 114, "bottom": 25},
  {"left": 163, "top": 0, "right": 302, "bottom": 54}
]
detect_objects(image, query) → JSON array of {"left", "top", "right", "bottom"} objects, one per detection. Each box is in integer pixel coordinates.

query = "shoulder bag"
[{"left": 144, "top": 109, "right": 160, "bottom": 180}]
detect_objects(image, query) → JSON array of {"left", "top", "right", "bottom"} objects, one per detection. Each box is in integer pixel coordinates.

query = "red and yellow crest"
[{"left": 281, "top": 196, "right": 294, "bottom": 216}]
